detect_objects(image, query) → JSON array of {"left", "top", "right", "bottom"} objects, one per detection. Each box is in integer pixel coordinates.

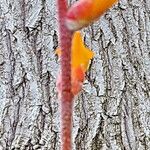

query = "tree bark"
[{"left": 0, "top": 0, "right": 149, "bottom": 149}]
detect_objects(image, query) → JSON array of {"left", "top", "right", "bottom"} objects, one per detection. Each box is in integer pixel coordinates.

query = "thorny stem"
[{"left": 57, "top": 0, "right": 74, "bottom": 150}]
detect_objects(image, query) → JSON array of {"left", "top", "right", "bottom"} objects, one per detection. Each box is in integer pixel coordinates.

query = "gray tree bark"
[{"left": 0, "top": 0, "right": 149, "bottom": 149}]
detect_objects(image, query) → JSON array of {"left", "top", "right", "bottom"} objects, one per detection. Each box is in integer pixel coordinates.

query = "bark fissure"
[{"left": 0, "top": 0, "right": 149, "bottom": 149}]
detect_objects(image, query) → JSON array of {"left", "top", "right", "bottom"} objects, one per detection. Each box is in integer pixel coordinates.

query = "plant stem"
[{"left": 57, "top": 0, "right": 73, "bottom": 150}]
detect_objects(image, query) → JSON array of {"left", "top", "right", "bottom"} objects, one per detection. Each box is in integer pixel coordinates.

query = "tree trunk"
[{"left": 0, "top": 0, "right": 149, "bottom": 149}]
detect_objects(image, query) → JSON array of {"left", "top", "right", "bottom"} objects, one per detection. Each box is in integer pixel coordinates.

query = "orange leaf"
[
  {"left": 66, "top": 0, "right": 118, "bottom": 30},
  {"left": 56, "top": 31, "right": 94, "bottom": 95}
]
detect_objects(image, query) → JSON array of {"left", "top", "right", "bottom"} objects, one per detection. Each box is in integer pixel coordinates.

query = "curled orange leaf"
[{"left": 66, "top": 0, "right": 118, "bottom": 31}]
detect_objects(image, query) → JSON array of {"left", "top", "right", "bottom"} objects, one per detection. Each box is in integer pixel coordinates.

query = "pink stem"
[{"left": 57, "top": 0, "right": 74, "bottom": 150}]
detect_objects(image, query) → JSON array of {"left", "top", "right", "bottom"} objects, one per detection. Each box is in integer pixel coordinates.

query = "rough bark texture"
[{"left": 0, "top": 0, "right": 149, "bottom": 150}]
